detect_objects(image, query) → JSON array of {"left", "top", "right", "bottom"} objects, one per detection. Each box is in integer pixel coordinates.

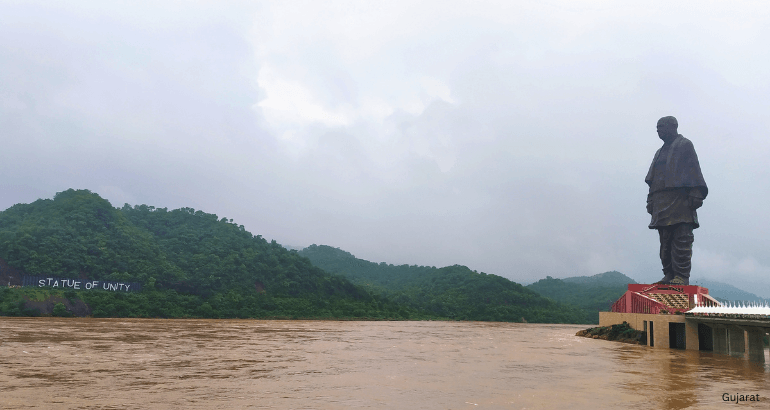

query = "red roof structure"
[{"left": 610, "top": 284, "right": 720, "bottom": 314}]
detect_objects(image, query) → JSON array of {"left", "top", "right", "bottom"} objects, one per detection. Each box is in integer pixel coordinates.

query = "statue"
[{"left": 645, "top": 116, "right": 708, "bottom": 285}]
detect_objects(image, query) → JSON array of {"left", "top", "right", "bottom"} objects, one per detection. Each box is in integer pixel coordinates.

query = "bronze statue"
[{"left": 645, "top": 116, "right": 707, "bottom": 285}]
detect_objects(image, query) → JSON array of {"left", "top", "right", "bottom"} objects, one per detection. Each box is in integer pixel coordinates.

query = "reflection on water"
[{"left": 0, "top": 318, "right": 767, "bottom": 409}]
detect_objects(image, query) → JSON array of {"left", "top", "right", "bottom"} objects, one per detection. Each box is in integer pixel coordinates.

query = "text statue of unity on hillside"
[{"left": 645, "top": 116, "right": 707, "bottom": 286}]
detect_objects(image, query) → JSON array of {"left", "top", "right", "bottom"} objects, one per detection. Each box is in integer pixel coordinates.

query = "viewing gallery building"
[{"left": 600, "top": 284, "right": 770, "bottom": 363}]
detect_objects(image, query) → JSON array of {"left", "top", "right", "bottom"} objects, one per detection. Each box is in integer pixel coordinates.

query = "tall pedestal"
[
  {"left": 728, "top": 326, "right": 745, "bottom": 358},
  {"left": 712, "top": 325, "right": 728, "bottom": 355},
  {"left": 746, "top": 329, "right": 766, "bottom": 364}
]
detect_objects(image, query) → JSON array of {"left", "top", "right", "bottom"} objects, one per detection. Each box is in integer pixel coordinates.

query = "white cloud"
[
  {"left": 256, "top": 64, "right": 353, "bottom": 129},
  {"left": 419, "top": 76, "right": 457, "bottom": 105}
]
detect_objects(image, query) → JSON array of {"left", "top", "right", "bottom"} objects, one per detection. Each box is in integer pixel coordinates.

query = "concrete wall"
[
  {"left": 600, "top": 312, "right": 768, "bottom": 363},
  {"left": 599, "top": 312, "right": 698, "bottom": 350}
]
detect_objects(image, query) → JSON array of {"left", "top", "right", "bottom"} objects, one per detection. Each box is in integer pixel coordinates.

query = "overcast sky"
[{"left": 2, "top": 1, "right": 770, "bottom": 296}]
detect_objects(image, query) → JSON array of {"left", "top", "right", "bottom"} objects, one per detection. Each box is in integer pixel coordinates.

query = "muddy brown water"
[{"left": 1, "top": 318, "right": 768, "bottom": 409}]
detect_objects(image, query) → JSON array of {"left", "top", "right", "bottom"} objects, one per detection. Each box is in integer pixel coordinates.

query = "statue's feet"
[
  {"left": 669, "top": 275, "right": 689, "bottom": 285},
  {"left": 654, "top": 275, "right": 689, "bottom": 285},
  {"left": 655, "top": 272, "right": 675, "bottom": 284}
]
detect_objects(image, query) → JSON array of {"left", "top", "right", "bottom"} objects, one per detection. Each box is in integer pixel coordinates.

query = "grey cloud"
[{"left": 2, "top": 2, "right": 770, "bottom": 297}]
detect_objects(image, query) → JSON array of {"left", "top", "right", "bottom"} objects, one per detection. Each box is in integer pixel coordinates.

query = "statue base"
[
  {"left": 610, "top": 283, "right": 718, "bottom": 314},
  {"left": 655, "top": 275, "right": 688, "bottom": 286}
]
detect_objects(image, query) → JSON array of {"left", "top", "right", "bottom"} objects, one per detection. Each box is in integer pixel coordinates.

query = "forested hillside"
[
  {"left": 299, "top": 244, "right": 589, "bottom": 323},
  {"left": 526, "top": 272, "right": 635, "bottom": 323},
  {"left": 0, "top": 189, "right": 415, "bottom": 319}
]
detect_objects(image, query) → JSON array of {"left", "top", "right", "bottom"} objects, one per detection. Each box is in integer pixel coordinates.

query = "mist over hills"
[{"left": 690, "top": 279, "right": 769, "bottom": 303}]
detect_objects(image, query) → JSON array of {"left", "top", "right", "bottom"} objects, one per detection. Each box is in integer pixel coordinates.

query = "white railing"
[{"left": 688, "top": 301, "right": 770, "bottom": 316}]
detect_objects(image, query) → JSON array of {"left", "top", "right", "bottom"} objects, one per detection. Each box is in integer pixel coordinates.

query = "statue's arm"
[
  {"left": 689, "top": 187, "right": 704, "bottom": 209},
  {"left": 646, "top": 193, "right": 653, "bottom": 214}
]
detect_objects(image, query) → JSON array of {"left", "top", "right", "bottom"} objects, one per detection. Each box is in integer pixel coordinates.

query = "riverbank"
[{"left": 575, "top": 321, "right": 646, "bottom": 345}]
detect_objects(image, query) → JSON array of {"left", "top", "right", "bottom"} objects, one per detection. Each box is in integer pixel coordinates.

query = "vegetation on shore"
[
  {"left": 0, "top": 286, "right": 423, "bottom": 320},
  {"left": 575, "top": 322, "right": 646, "bottom": 344}
]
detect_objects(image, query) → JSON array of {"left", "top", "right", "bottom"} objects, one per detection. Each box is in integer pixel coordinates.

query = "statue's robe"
[
  {"left": 645, "top": 135, "right": 707, "bottom": 229},
  {"left": 645, "top": 134, "right": 707, "bottom": 280}
]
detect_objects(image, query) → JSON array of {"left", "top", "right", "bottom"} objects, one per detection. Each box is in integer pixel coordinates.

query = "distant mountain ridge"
[
  {"left": 562, "top": 271, "right": 637, "bottom": 286},
  {"left": 298, "top": 244, "right": 589, "bottom": 324},
  {"left": 690, "top": 279, "right": 769, "bottom": 303},
  {"left": 526, "top": 271, "right": 635, "bottom": 324},
  {"left": 526, "top": 271, "right": 768, "bottom": 324},
  {"left": 558, "top": 271, "right": 767, "bottom": 303},
  {"left": 558, "top": 272, "right": 765, "bottom": 303}
]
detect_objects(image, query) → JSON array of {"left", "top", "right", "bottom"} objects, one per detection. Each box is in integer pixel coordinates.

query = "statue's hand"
[
  {"left": 690, "top": 197, "right": 703, "bottom": 210},
  {"left": 646, "top": 201, "right": 653, "bottom": 214}
]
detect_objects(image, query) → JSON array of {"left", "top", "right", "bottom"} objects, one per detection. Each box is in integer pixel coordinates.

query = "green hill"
[
  {"left": 562, "top": 271, "right": 637, "bottom": 286},
  {"left": 0, "top": 189, "right": 416, "bottom": 319},
  {"left": 298, "top": 244, "right": 589, "bottom": 324},
  {"left": 526, "top": 272, "right": 635, "bottom": 324}
]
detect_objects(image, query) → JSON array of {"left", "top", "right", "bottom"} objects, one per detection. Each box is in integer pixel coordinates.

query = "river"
[{"left": 0, "top": 318, "right": 767, "bottom": 409}]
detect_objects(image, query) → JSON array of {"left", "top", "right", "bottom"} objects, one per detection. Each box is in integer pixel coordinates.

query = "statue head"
[{"left": 656, "top": 116, "right": 678, "bottom": 142}]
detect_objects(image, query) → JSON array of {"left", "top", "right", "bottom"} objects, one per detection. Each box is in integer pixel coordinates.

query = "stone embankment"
[{"left": 576, "top": 321, "right": 646, "bottom": 345}]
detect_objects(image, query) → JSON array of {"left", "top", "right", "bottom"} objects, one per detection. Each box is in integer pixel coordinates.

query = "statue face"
[{"left": 656, "top": 120, "right": 677, "bottom": 142}]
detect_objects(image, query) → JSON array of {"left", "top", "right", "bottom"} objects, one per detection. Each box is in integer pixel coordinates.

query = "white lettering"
[{"left": 26, "top": 277, "right": 137, "bottom": 292}]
